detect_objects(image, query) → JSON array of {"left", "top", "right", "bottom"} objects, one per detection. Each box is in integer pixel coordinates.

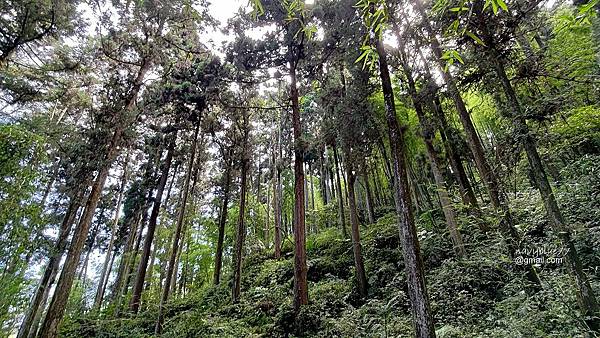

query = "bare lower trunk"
[
  {"left": 412, "top": 0, "right": 524, "bottom": 260},
  {"left": 424, "top": 138, "right": 466, "bottom": 257},
  {"left": 362, "top": 166, "right": 376, "bottom": 224},
  {"left": 40, "top": 126, "right": 124, "bottom": 338},
  {"left": 290, "top": 64, "right": 308, "bottom": 313},
  {"left": 94, "top": 156, "right": 129, "bottom": 309},
  {"left": 232, "top": 108, "right": 251, "bottom": 304},
  {"left": 273, "top": 159, "right": 282, "bottom": 259},
  {"left": 130, "top": 132, "right": 177, "bottom": 313},
  {"left": 345, "top": 155, "right": 368, "bottom": 299},
  {"left": 432, "top": 95, "right": 479, "bottom": 209},
  {"left": 213, "top": 152, "right": 233, "bottom": 285},
  {"left": 18, "top": 194, "right": 82, "bottom": 338},
  {"left": 319, "top": 150, "right": 328, "bottom": 205},
  {"left": 373, "top": 20, "right": 436, "bottom": 337},
  {"left": 492, "top": 53, "right": 598, "bottom": 329},
  {"left": 333, "top": 145, "right": 347, "bottom": 237},
  {"left": 396, "top": 42, "right": 466, "bottom": 258},
  {"left": 156, "top": 122, "right": 200, "bottom": 333},
  {"left": 232, "top": 153, "right": 249, "bottom": 303}
]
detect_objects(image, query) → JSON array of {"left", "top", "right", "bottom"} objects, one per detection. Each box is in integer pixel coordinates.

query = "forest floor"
[{"left": 62, "top": 148, "right": 600, "bottom": 337}]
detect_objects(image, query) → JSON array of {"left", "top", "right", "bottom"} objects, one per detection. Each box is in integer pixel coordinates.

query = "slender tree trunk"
[
  {"left": 290, "top": 63, "right": 308, "bottom": 313},
  {"left": 372, "top": 18, "right": 436, "bottom": 337},
  {"left": 432, "top": 95, "right": 479, "bottom": 209},
  {"left": 213, "top": 152, "right": 233, "bottom": 285},
  {"left": 94, "top": 157, "right": 129, "bottom": 310},
  {"left": 362, "top": 166, "right": 376, "bottom": 224},
  {"left": 412, "top": 0, "right": 527, "bottom": 261},
  {"left": 155, "top": 121, "right": 200, "bottom": 333},
  {"left": 143, "top": 242, "right": 157, "bottom": 296},
  {"left": 79, "top": 216, "right": 102, "bottom": 290},
  {"left": 18, "top": 193, "right": 82, "bottom": 338},
  {"left": 304, "top": 163, "right": 310, "bottom": 212},
  {"left": 39, "top": 126, "right": 125, "bottom": 338},
  {"left": 414, "top": 46, "right": 479, "bottom": 210},
  {"left": 309, "top": 163, "right": 316, "bottom": 211},
  {"left": 273, "top": 150, "right": 282, "bottom": 259},
  {"left": 232, "top": 108, "right": 251, "bottom": 304},
  {"left": 332, "top": 145, "right": 347, "bottom": 237},
  {"left": 111, "top": 211, "right": 139, "bottom": 302},
  {"left": 344, "top": 152, "right": 368, "bottom": 299},
  {"left": 319, "top": 150, "right": 328, "bottom": 205},
  {"left": 491, "top": 52, "right": 599, "bottom": 328},
  {"left": 395, "top": 42, "right": 466, "bottom": 257},
  {"left": 265, "top": 170, "right": 271, "bottom": 247},
  {"left": 129, "top": 131, "right": 177, "bottom": 313},
  {"left": 232, "top": 149, "right": 249, "bottom": 304}
]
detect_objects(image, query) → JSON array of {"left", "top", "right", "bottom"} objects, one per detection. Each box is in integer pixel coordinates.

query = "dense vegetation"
[{"left": 1, "top": 0, "right": 599, "bottom": 337}]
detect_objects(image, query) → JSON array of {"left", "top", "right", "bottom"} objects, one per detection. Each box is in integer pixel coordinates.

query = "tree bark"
[
  {"left": 129, "top": 131, "right": 177, "bottom": 313},
  {"left": 17, "top": 193, "right": 82, "bottom": 338},
  {"left": 345, "top": 153, "right": 368, "bottom": 299},
  {"left": 231, "top": 108, "right": 251, "bottom": 304},
  {"left": 372, "top": 16, "right": 436, "bottom": 337},
  {"left": 332, "top": 145, "right": 347, "bottom": 237},
  {"left": 396, "top": 42, "right": 466, "bottom": 257},
  {"left": 155, "top": 121, "right": 200, "bottom": 333},
  {"left": 412, "top": 0, "right": 524, "bottom": 259},
  {"left": 213, "top": 149, "right": 233, "bottom": 285},
  {"left": 39, "top": 126, "right": 125, "bottom": 338},
  {"left": 319, "top": 149, "right": 328, "bottom": 205},
  {"left": 94, "top": 156, "right": 129, "bottom": 310},
  {"left": 362, "top": 165, "right": 376, "bottom": 224},
  {"left": 491, "top": 51, "right": 598, "bottom": 328},
  {"left": 273, "top": 147, "right": 283, "bottom": 259},
  {"left": 290, "top": 63, "right": 308, "bottom": 312},
  {"left": 432, "top": 95, "right": 479, "bottom": 209}
]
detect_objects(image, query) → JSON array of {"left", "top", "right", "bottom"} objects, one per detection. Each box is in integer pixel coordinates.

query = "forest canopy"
[{"left": 1, "top": 0, "right": 600, "bottom": 337}]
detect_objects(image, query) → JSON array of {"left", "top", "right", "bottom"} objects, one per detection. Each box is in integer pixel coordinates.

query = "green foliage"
[{"left": 0, "top": 124, "right": 47, "bottom": 333}]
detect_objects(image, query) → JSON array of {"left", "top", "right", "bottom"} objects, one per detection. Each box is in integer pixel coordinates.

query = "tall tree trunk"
[
  {"left": 414, "top": 47, "right": 479, "bottom": 210},
  {"left": 491, "top": 52, "right": 599, "bottom": 328},
  {"left": 94, "top": 156, "right": 129, "bottom": 310},
  {"left": 412, "top": 0, "right": 525, "bottom": 260},
  {"left": 232, "top": 110, "right": 251, "bottom": 304},
  {"left": 111, "top": 209, "right": 140, "bottom": 303},
  {"left": 143, "top": 242, "right": 157, "bottom": 297},
  {"left": 432, "top": 95, "right": 479, "bottom": 209},
  {"left": 155, "top": 121, "right": 200, "bottom": 333},
  {"left": 396, "top": 42, "right": 466, "bottom": 258},
  {"left": 79, "top": 215, "right": 103, "bottom": 291},
  {"left": 129, "top": 131, "right": 177, "bottom": 313},
  {"left": 273, "top": 147, "right": 282, "bottom": 259},
  {"left": 344, "top": 152, "right": 368, "bottom": 299},
  {"left": 328, "top": 154, "right": 336, "bottom": 201},
  {"left": 265, "top": 169, "right": 271, "bottom": 247},
  {"left": 332, "top": 145, "right": 347, "bottom": 237},
  {"left": 372, "top": 16, "right": 436, "bottom": 337},
  {"left": 290, "top": 63, "right": 308, "bottom": 313},
  {"left": 362, "top": 165, "right": 376, "bottom": 224},
  {"left": 309, "top": 162, "right": 316, "bottom": 211},
  {"left": 213, "top": 150, "right": 233, "bottom": 285},
  {"left": 39, "top": 126, "right": 125, "bottom": 338},
  {"left": 319, "top": 150, "right": 328, "bottom": 205},
  {"left": 17, "top": 193, "right": 82, "bottom": 338}
]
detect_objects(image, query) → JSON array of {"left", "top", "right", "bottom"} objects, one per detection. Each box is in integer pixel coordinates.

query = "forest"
[{"left": 1, "top": 0, "right": 599, "bottom": 336}]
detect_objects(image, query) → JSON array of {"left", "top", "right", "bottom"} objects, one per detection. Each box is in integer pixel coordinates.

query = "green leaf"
[
  {"left": 466, "top": 31, "right": 486, "bottom": 46},
  {"left": 491, "top": 0, "right": 498, "bottom": 14},
  {"left": 249, "top": 0, "right": 264, "bottom": 17},
  {"left": 497, "top": 0, "right": 508, "bottom": 12}
]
